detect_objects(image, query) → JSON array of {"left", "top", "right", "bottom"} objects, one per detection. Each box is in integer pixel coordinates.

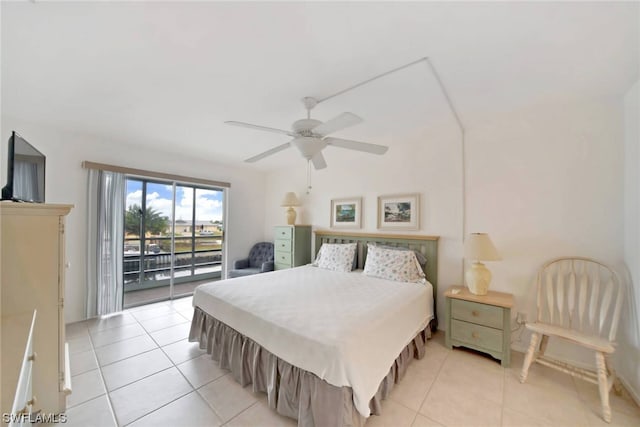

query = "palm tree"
[{"left": 125, "top": 204, "right": 169, "bottom": 235}]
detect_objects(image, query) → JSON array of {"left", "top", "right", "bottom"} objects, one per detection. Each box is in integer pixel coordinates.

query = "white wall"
[
  {"left": 265, "top": 96, "right": 626, "bottom": 364},
  {"left": 264, "top": 123, "right": 464, "bottom": 324},
  {"left": 1, "top": 116, "right": 268, "bottom": 323},
  {"left": 621, "top": 80, "right": 640, "bottom": 401},
  {"left": 467, "top": 97, "right": 625, "bottom": 364}
]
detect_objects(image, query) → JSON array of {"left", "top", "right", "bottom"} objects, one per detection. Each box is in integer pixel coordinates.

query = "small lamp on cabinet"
[
  {"left": 281, "top": 192, "right": 301, "bottom": 225},
  {"left": 464, "top": 233, "right": 501, "bottom": 295}
]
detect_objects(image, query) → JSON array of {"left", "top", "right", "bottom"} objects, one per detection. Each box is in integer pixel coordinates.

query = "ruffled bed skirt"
[{"left": 189, "top": 307, "right": 433, "bottom": 427}]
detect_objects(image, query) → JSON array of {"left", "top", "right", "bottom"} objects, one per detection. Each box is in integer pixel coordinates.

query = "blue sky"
[{"left": 125, "top": 179, "right": 223, "bottom": 222}]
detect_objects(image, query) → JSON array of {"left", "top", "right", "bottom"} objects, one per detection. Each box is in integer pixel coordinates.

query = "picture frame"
[
  {"left": 330, "top": 197, "right": 362, "bottom": 229},
  {"left": 377, "top": 193, "right": 420, "bottom": 230}
]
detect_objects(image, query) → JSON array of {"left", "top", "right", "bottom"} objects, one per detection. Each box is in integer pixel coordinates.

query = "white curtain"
[{"left": 86, "top": 169, "right": 125, "bottom": 317}]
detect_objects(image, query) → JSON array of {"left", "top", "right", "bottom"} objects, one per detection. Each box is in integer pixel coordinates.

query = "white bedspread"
[{"left": 192, "top": 265, "right": 434, "bottom": 418}]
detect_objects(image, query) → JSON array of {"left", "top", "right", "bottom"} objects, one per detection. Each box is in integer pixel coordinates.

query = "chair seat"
[
  {"left": 228, "top": 268, "right": 262, "bottom": 278},
  {"left": 525, "top": 322, "right": 615, "bottom": 353}
]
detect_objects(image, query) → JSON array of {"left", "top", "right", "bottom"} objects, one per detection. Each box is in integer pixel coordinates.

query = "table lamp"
[
  {"left": 464, "top": 233, "right": 501, "bottom": 295},
  {"left": 281, "top": 192, "right": 301, "bottom": 225}
]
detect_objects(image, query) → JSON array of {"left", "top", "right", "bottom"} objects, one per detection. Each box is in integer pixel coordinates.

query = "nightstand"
[
  {"left": 274, "top": 225, "right": 312, "bottom": 270},
  {"left": 445, "top": 285, "right": 514, "bottom": 367}
]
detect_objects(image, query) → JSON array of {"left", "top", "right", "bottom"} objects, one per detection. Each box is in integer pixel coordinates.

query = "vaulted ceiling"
[{"left": 2, "top": 1, "right": 638, "bottom": 170}]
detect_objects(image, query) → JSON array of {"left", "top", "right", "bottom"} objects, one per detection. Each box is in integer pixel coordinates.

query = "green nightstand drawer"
[
  {"left": 451, "top": 299, "right": 504, "bottom": 329},
  {"left": 451, "top": 319, "right": 503, "bottom": 352},
  {"left": 274, "top": 226, "right": 293, "bottom": 240},
  {"left": 275, "top": 262, "right": 291, "bottom": 271},
  {"left": 275, "top": 251, "right": 292, "bottom": 265},
  {"left": 275, "top": 239, "right": 292, "bottom": 252}
]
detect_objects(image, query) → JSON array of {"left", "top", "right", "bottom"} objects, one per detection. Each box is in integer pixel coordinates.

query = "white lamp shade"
[
  {"left": 464, "top": 233, "right": 501, "bottom": 262},
  {"left": 281, "top": 192, "right": 301, "bottom": 207}
]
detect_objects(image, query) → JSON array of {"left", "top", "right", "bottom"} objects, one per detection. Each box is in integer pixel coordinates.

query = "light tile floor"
[{"left": 62, "top": 296, "right": 640, "bottom": 427}]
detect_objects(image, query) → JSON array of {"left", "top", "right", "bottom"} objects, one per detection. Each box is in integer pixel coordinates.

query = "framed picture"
[
  {"left": 331, "top": 197, "right": 362, "bottom": 229},
  {"left": 377, "top": 193, "right": 420, "bottom": 230}
]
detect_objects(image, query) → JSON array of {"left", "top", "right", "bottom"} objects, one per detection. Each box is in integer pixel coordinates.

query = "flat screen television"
[{"left": 1, "top": 131, "right": 46, "bottom": 203}]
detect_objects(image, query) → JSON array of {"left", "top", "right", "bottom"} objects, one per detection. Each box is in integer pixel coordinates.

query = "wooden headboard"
[{"left": 314, "top": 230, "right": 439, "bottom": 303}]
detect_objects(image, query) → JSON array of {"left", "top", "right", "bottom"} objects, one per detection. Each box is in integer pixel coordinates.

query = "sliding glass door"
[{"left": 123, "top": 178, "right": 224, "bottom": 308}]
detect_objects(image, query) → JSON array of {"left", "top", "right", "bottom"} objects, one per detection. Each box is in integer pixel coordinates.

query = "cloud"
[
  {"left": 126, "top": 185, "right": 223, "bottom": 222},
  {"left": 126, "top": 190, "right": 143, "bottom": 208}
]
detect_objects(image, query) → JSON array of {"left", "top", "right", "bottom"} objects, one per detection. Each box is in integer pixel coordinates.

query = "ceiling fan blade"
[
  {"left": 325, "top": 137, "right": 388, "bottom": 155},
  {"left": 225, "top": 121, "right": 294, "bottom": 137},
  {"left": 311, "top": 152, "right": 327, "bottom": 170},
  {"left": 245, "top": 142, "right": 291, "bottom": 163},
  {"left": 312, "top": 112, "right": 362, "bottom": 136}
]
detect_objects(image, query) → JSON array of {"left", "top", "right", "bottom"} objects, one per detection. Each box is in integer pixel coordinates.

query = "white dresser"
[{"left": 1, "top": 202, "right": 73, "bottom": 417}]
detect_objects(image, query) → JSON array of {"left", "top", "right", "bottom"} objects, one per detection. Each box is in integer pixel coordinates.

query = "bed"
[{"left": 189, "top": 231, "right": 439, "bottom": 426}]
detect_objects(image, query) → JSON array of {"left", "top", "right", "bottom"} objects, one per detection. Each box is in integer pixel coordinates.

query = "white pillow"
[
  {"left": 314, "top": 243, "right": 357, "bottom": 273},
  {"left": 363, "top": 244, "right": 426, "bottom": 283}
]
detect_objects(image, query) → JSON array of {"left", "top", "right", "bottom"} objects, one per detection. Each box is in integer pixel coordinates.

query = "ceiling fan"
[{"left": 225, "top": 97, "right": 388, "bottom": 170}]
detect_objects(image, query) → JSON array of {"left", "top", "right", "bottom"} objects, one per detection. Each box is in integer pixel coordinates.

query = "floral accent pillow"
[
  {"left": 314, "top": 243, "right": 357, "bottom": 272},
  {"left": 372, "top": 244, "right": 427, "bottom": 266},
  {"left": 363, "top": 244, "right": 426, "bottom": 283}
]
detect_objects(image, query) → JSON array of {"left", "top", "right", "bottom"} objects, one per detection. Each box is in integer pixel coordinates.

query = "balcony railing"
[{"left": 123, "top": 235, "right": 222, "bottom": 292}]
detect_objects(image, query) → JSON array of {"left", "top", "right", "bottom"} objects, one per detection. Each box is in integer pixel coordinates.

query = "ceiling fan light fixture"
[
  {"left": 292, "top": 118, "right": 322, "bottom": 135},
  {"left": 292, "top": 137, "right": 326, "bottom": 159}
]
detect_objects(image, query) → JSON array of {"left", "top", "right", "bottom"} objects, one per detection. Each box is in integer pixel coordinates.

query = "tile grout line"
[
  {"left": 102, "top": 360, "right": 175, "bottom": 394},
  {"left": 412, "top": 345, "right": 450, "bottom": 424},
  {"left": 220, "top": 400, "right": 260, "bottom": 427},
  {"left": 83, "top": 321, "right": 119, "bottom": 427},
  {"left": 96, "top": 345, "right": 159, "bottom": 369},
  {"left": 119, "top": 319, "right": 219, "bottom": 426},
  {"left": 130, "top": 307, "right": 182, "bottom": 322},
  {"left": 90, "top": 324, "right": 148, "bottom": 349},
  {"left": 66, "top": 302, "right": 198, "bottom": 426},
  {"left": 121, "top": 385, "right": 193, "bottom": 427},
  {"left": 137, "top": 320, "right": 190, "bottom": 336},
  {"left": 195, "top": 374, "right": 234, "bottom": 425},
  {"left": 71, "top": 313, "right": 190, "bottom": 425},
  {"left": 101, "top": 310, "right": 192, "bottom": 426}
]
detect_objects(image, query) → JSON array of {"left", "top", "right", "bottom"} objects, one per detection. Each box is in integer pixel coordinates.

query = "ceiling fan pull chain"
[{"left": 307, "top": 159, "right": 312, "bottom": 194}]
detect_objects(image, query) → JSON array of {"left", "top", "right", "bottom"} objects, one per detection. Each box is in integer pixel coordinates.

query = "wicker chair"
[{"left": 520, "top": 257, "right": 624, "bottom": 423}]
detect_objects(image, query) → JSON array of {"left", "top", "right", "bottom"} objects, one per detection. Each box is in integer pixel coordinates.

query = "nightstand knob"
[
  {"left": 471, "top": 332, "right": 479, "bottom": 339},
  {"left": 472, "top": 310, "right": 479, "bottom": 317}
]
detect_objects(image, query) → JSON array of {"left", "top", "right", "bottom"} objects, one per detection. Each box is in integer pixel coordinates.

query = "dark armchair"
[{"left": 228, "top": 242, "right": 275, "bottom": 278}]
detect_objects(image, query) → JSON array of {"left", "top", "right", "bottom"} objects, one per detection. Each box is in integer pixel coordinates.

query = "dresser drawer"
[
  {"left": 275, "top": 251, "right": 292, "bottom": 265},
  {"left": 275, "top": 262, "right": 291, "bottom": 271},
  {"left": 274, "top": 226, "right": 293, "bottom": 240},
  {"left": 451, "top": 299, "right": 504, "bottom": 329},
  {"left": 451, "top": 319, "right": 503, "bottom": 352},
  {"left": 275, "top": 239, "right": 292, "bottom": 252}
]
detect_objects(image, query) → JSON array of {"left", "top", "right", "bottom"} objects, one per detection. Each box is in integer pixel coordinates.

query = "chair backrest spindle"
[
  {"left": 577, "top": 262, "right": 588, "bottom": 330},
  {"left": 589, "top": 272, "right": 600, "bottom": 330},
  {"left": 536, "top": 257, "right": 622, "bottom": 341},
  {"left": 556, "top": 264, "right": 565, "bottom": 326},
  {"left": 567, "top": 261, "right": 576, "bottom": 328}
]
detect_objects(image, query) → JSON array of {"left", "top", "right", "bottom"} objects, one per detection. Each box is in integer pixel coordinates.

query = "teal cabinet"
[
  {"left": 445, "top": 286, "right": 514, "bottom": 367},
  {"left": 274, "top": 225, "right": 311, "bottom": 270}
]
